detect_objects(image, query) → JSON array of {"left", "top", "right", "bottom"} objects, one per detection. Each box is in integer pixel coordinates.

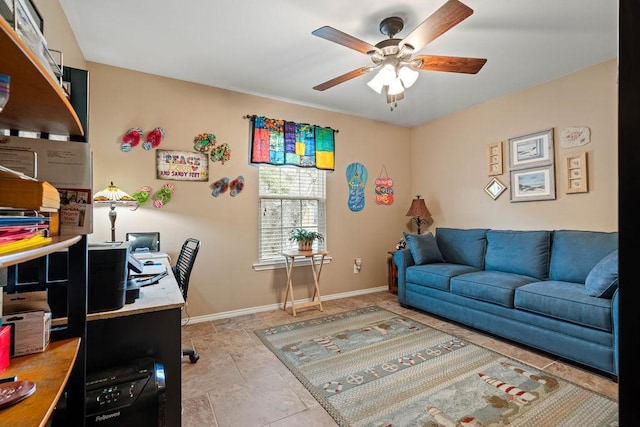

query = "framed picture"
[
  {"left": 508, "top": 128, "right": 554, "bottom": 170},
  {"left": 484, "top": 177, "right": 507, "bottom": 200},
  {"left": 486, "top": 142, "right": 503, "bottom": 176},
  {"left": 510, "top": 165, "right": 556, "bottom": 202},
  {"left": 156, "top": 149, "right": 209, "bottom": 181},
  {"left": 564, "top": 151, "right": 588, "bottom": 193}
]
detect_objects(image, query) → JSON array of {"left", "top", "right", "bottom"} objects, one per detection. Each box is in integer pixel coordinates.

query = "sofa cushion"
[
  {"left": 403, "top": 232, "right": 444, "bottom": 265},
  {"left": 435, "top": 228, "right": 488, "bottom": 270},
  {"left": 484, "top": 230, "right": 551, "bottom": 280},
  {"left": 406, "top": 264, "right": 478, "bottom": 291},
  {"left": 549, "top": 230, "right": 618, "bottom": 283},
  {"left": 585, "top": 250, "right": 618, "bottom": 298},
  {"left": 450, "top": 271, "right": 539, "bottom": 308},
  {"left": 514, "top": 281, "right": 612, "bottom": 331}
]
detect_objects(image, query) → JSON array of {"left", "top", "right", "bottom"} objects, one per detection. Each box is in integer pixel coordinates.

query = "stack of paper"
[{"left": 0, "top": 216, "right": 51, "bottom": 254}]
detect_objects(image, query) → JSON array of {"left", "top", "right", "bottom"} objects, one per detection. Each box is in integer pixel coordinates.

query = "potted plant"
[{"left": 289, "top": 228, "right": 324, "bottom": 251}]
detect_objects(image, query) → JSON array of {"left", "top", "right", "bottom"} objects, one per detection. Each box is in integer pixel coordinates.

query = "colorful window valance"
[{"left": 248, "top": 115, "right": 336, "bottom": 171}]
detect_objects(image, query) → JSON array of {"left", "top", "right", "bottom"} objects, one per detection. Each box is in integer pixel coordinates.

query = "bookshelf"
[{"left": 0, "top": 12, "right": 88, "bottom": 426}]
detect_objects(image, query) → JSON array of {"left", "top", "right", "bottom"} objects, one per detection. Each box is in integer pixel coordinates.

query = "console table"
[{"left": 281, "top": 251, "right": 329, "bottom": 316}]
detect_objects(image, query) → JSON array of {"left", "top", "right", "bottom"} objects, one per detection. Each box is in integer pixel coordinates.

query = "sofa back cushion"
[
  {"left": 435, "top": 228, "right": 488, "bottom": 270},
  {"left": 549, "top": 230, "right": 619, "bottom": 283},
  {"left": 485, "top": 230, "right": 551, "bottom": 280}
]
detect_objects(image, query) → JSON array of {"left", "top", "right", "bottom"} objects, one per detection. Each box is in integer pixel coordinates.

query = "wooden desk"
[
  {"left": 0, "top": 338, "right": 80, "bottom": 427},
  {"left": 51, "top": 256, "right": 185, "bottom": 426},
  {"left": 281, "top": 251, "right": 329, "bottom": 316}
]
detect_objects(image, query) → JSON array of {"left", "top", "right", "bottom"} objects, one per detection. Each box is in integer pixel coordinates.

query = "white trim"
[{"left": 182, "top": 285, "right": 388, "bottom": 325}]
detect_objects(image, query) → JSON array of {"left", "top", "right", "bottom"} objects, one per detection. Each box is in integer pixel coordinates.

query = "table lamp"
[
  {"left": 405, "top": 195, "right": 432, "bottom": 234},
  {"left": 93, "top": 181, "right": 135, "bottom": 241}
]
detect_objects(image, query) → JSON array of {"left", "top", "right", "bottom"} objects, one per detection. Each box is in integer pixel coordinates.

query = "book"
[{"left": 0, "top": 178, "right": 60, "bottom": 210}]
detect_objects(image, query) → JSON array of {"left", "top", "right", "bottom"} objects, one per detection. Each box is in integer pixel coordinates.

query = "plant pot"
[{"left": 298, "top": 240, "right": 313, "bottom": 251}]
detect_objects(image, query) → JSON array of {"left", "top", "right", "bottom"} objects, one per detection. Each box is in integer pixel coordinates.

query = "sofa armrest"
[
  {"left": 394, "top": 249, "right": 414, "bottom": 305},
  {"left": 612, "top": 287, "right": 619, "bottom": 376}
]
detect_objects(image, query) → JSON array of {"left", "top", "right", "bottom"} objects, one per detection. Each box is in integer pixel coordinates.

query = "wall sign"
[{"left": 156, "top": 149, "right": 209, "bottom": 181}]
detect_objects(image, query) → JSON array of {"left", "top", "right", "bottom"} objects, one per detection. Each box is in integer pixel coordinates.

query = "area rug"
[{"left": 255, "top": 306, "right": 618, "bottom": 427}]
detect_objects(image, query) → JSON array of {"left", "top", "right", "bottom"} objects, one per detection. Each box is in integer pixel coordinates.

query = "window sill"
[{"left": 253, "top": 255, "right": 333, "bottom": 271}]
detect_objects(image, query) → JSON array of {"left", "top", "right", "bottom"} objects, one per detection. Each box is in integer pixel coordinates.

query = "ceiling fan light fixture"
[
  {"left": 387, "top": 77, "right": 405, "bottom": 96},
  {"left": 398, "top": 66, "right": 419, "bottom": 88},
  {"left": 367, "top": 63, "right": 396, "bottom": 94}
]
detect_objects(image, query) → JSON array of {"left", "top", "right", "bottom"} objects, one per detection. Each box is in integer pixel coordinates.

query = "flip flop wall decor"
[{"left": 346, "top": 162, "right": 368, "bottom": 212}]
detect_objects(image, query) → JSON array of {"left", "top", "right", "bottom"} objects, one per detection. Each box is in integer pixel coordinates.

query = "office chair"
[{"left": 173, "top": 238, "right": 201, "bottom": 363}]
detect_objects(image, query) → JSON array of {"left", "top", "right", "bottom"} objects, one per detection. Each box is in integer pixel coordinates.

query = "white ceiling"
[{"left": 58, "top": 0, "right": 618, "bottom": 128}]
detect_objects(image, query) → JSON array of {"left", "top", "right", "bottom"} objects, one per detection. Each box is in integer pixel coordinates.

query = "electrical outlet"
[{"left": 354, "top": 258, "right": 362, "bottom": 274}]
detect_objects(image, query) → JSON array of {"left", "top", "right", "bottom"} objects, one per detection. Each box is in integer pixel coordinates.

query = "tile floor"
[{"left": 180, "top": 291, "right": 618, "bottom": 427}]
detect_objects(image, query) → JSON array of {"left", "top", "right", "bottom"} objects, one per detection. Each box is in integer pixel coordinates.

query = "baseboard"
[{"left": 182, "top": 285, "right": 388, "bottom": 325}]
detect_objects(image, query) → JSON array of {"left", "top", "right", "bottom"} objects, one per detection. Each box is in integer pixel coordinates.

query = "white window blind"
[{"left": 258, "top": 165, "right": 326, "bottom": 261}]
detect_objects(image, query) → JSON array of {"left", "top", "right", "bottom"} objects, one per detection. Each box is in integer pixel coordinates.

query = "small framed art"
[
  {"left": 484, "top": 177, "right": 507, "bottom": 200},
  {"left": 564, "top": 151, "right": 588, "bottom": 194},
  {"left": 510, "top": 165, "right": 556, "bottom": 202},
  {"left": 508, "top": 128, "right": 554, "bottom": 170},
  {"left": 487, "top": 142, "right": 503, "bottom": 176}
]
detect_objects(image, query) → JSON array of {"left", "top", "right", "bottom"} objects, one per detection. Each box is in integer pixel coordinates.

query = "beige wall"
[
  {"left": 35, "top": 2, "right": 618, "bottom": 319},
  {"left": 409, "top": 60, "right": 617, "bottom": 232},
  {"left": 86, "top": 64, "right": 412, "bottom": 316}
]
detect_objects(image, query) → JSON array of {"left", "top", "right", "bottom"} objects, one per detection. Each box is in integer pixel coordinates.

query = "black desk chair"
[{"left": 173, "top": 238, "right": 201, "bottom": 363}]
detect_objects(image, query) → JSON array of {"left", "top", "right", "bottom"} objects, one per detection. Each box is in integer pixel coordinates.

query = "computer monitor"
[{"left": 126, "top": 232, "right": 161, "bottom": 253}]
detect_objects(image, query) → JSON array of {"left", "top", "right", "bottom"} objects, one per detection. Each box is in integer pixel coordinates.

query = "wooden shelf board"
[{"left": 0, "top": 19, "right": 83, "bottom": 137}]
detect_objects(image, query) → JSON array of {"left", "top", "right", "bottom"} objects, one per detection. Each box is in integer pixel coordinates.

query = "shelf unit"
[{"left": 0, "top": 12, "right": 88, "bottom": 426}]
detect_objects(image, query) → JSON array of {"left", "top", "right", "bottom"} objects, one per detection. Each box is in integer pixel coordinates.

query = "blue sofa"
[{"left": 394, "top": 228, "right": 619, "bottom": 376}]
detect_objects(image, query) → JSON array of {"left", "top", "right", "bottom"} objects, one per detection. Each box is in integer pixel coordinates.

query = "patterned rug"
[{"left": 255, "top": 306, "right": 618, "bottom": 427}]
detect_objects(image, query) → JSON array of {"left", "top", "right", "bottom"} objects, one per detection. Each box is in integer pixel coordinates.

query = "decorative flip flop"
[
  {"left": 121, "top": 127, "right": 143, "bottom": 152},
  {"left": 194, "top": 133, "right": 216, "bottom": 153},
  {"left": 143, "top": 127, "right": 165, "bottom": 150},
  {"left": 210, "top": 143, "right": 231, "bottom": 164},
  {"left": 346, "top": 162, "right": 368, "bottom": 212},
  {"left": 130, "top": 185, "right": 152, "bottom": 210},
  {"left": 229, "top": 176, "right": 244, "bottom": 197},
  {"left": 210, "top": 177, "right": 230, "bottom": 197},
  {"left": 153, "top": 183, "right": 174, "bottom": 208}
]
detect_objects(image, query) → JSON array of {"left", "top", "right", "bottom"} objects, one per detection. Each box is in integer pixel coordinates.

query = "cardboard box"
[{"left": 2, "top": 291, "right": 51, "bottom": 356}]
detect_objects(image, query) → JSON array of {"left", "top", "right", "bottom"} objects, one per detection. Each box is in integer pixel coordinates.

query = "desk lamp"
[
  {"left": 93, "top": 181, "right": 135, "bottom": 241},
  {"left": 406, "top": 195, "right": 432, "bottom": 234}
]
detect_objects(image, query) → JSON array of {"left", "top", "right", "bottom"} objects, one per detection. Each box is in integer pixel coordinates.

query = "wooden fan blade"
[
  {"left": 400, "top": 0, "right": 473, "bottom": 52},
  {"left": 413, "top": 55, "right": 487, "bottom": 74},
  {"left": 313, "top": 67, "right": 372, "bottom": 91},
  {"left": 312, "top": 26, "right": 378, "bottom": 54}
]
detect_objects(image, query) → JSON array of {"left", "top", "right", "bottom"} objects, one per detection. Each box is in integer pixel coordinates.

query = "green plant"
[{"left": 288, "top": 228, "right": 324, "bottom": 242}]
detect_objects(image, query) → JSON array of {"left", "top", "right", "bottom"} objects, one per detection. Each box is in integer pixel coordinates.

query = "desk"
[
  {"left": 52, "top": 256, "right": 184, "bottom": 426},
  {"left": 281, "top": 251, "right": 329, "bottom": 316}
]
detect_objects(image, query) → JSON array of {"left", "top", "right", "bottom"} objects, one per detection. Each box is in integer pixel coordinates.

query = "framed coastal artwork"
[
  {"left": 486, "top": 142, "right": 503, "bottom": 176},
  {"left": 508, "top": 128, "right": 554, "bottom": 170},
  {"left": 564, "top": 151, "right": 588, "bottom": 194},
  {"left": 510, "top": 165, "right": 556, "bottom": 202}
]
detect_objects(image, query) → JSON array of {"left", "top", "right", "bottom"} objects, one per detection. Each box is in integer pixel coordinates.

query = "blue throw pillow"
[
  {"left": 585, "top": 250, "right": 618, "bottom": 298},
  {"left": 403, "top": 232, "right": 444, "bottom": 265}
]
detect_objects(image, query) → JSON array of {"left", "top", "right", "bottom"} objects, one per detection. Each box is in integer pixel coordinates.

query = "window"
[{"left": 257, "top": 165, "right": 326, "bottom": 264}]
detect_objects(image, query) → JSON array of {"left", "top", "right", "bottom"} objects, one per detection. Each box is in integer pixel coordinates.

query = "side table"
[
  {"left": 387, "top": 251, "right": 398, "bottom": 294},
  {"left": 281, "top": 250, "right": 329, "bottom": 316}
]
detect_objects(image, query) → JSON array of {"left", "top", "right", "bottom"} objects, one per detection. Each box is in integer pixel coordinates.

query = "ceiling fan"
[{"left": 311, "top": 0, "right": 487, "bottom": 109}]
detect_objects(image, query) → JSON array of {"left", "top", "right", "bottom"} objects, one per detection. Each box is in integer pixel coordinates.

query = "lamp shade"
[
  {"left": 406, "top": 195, "right": 431, "bottom": 218},
  {"left": 93, "top": 182, "right": 134, "bottom": 242},
  {"left": 93, "top": 182, "right": 135, "bottom": 203}
]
